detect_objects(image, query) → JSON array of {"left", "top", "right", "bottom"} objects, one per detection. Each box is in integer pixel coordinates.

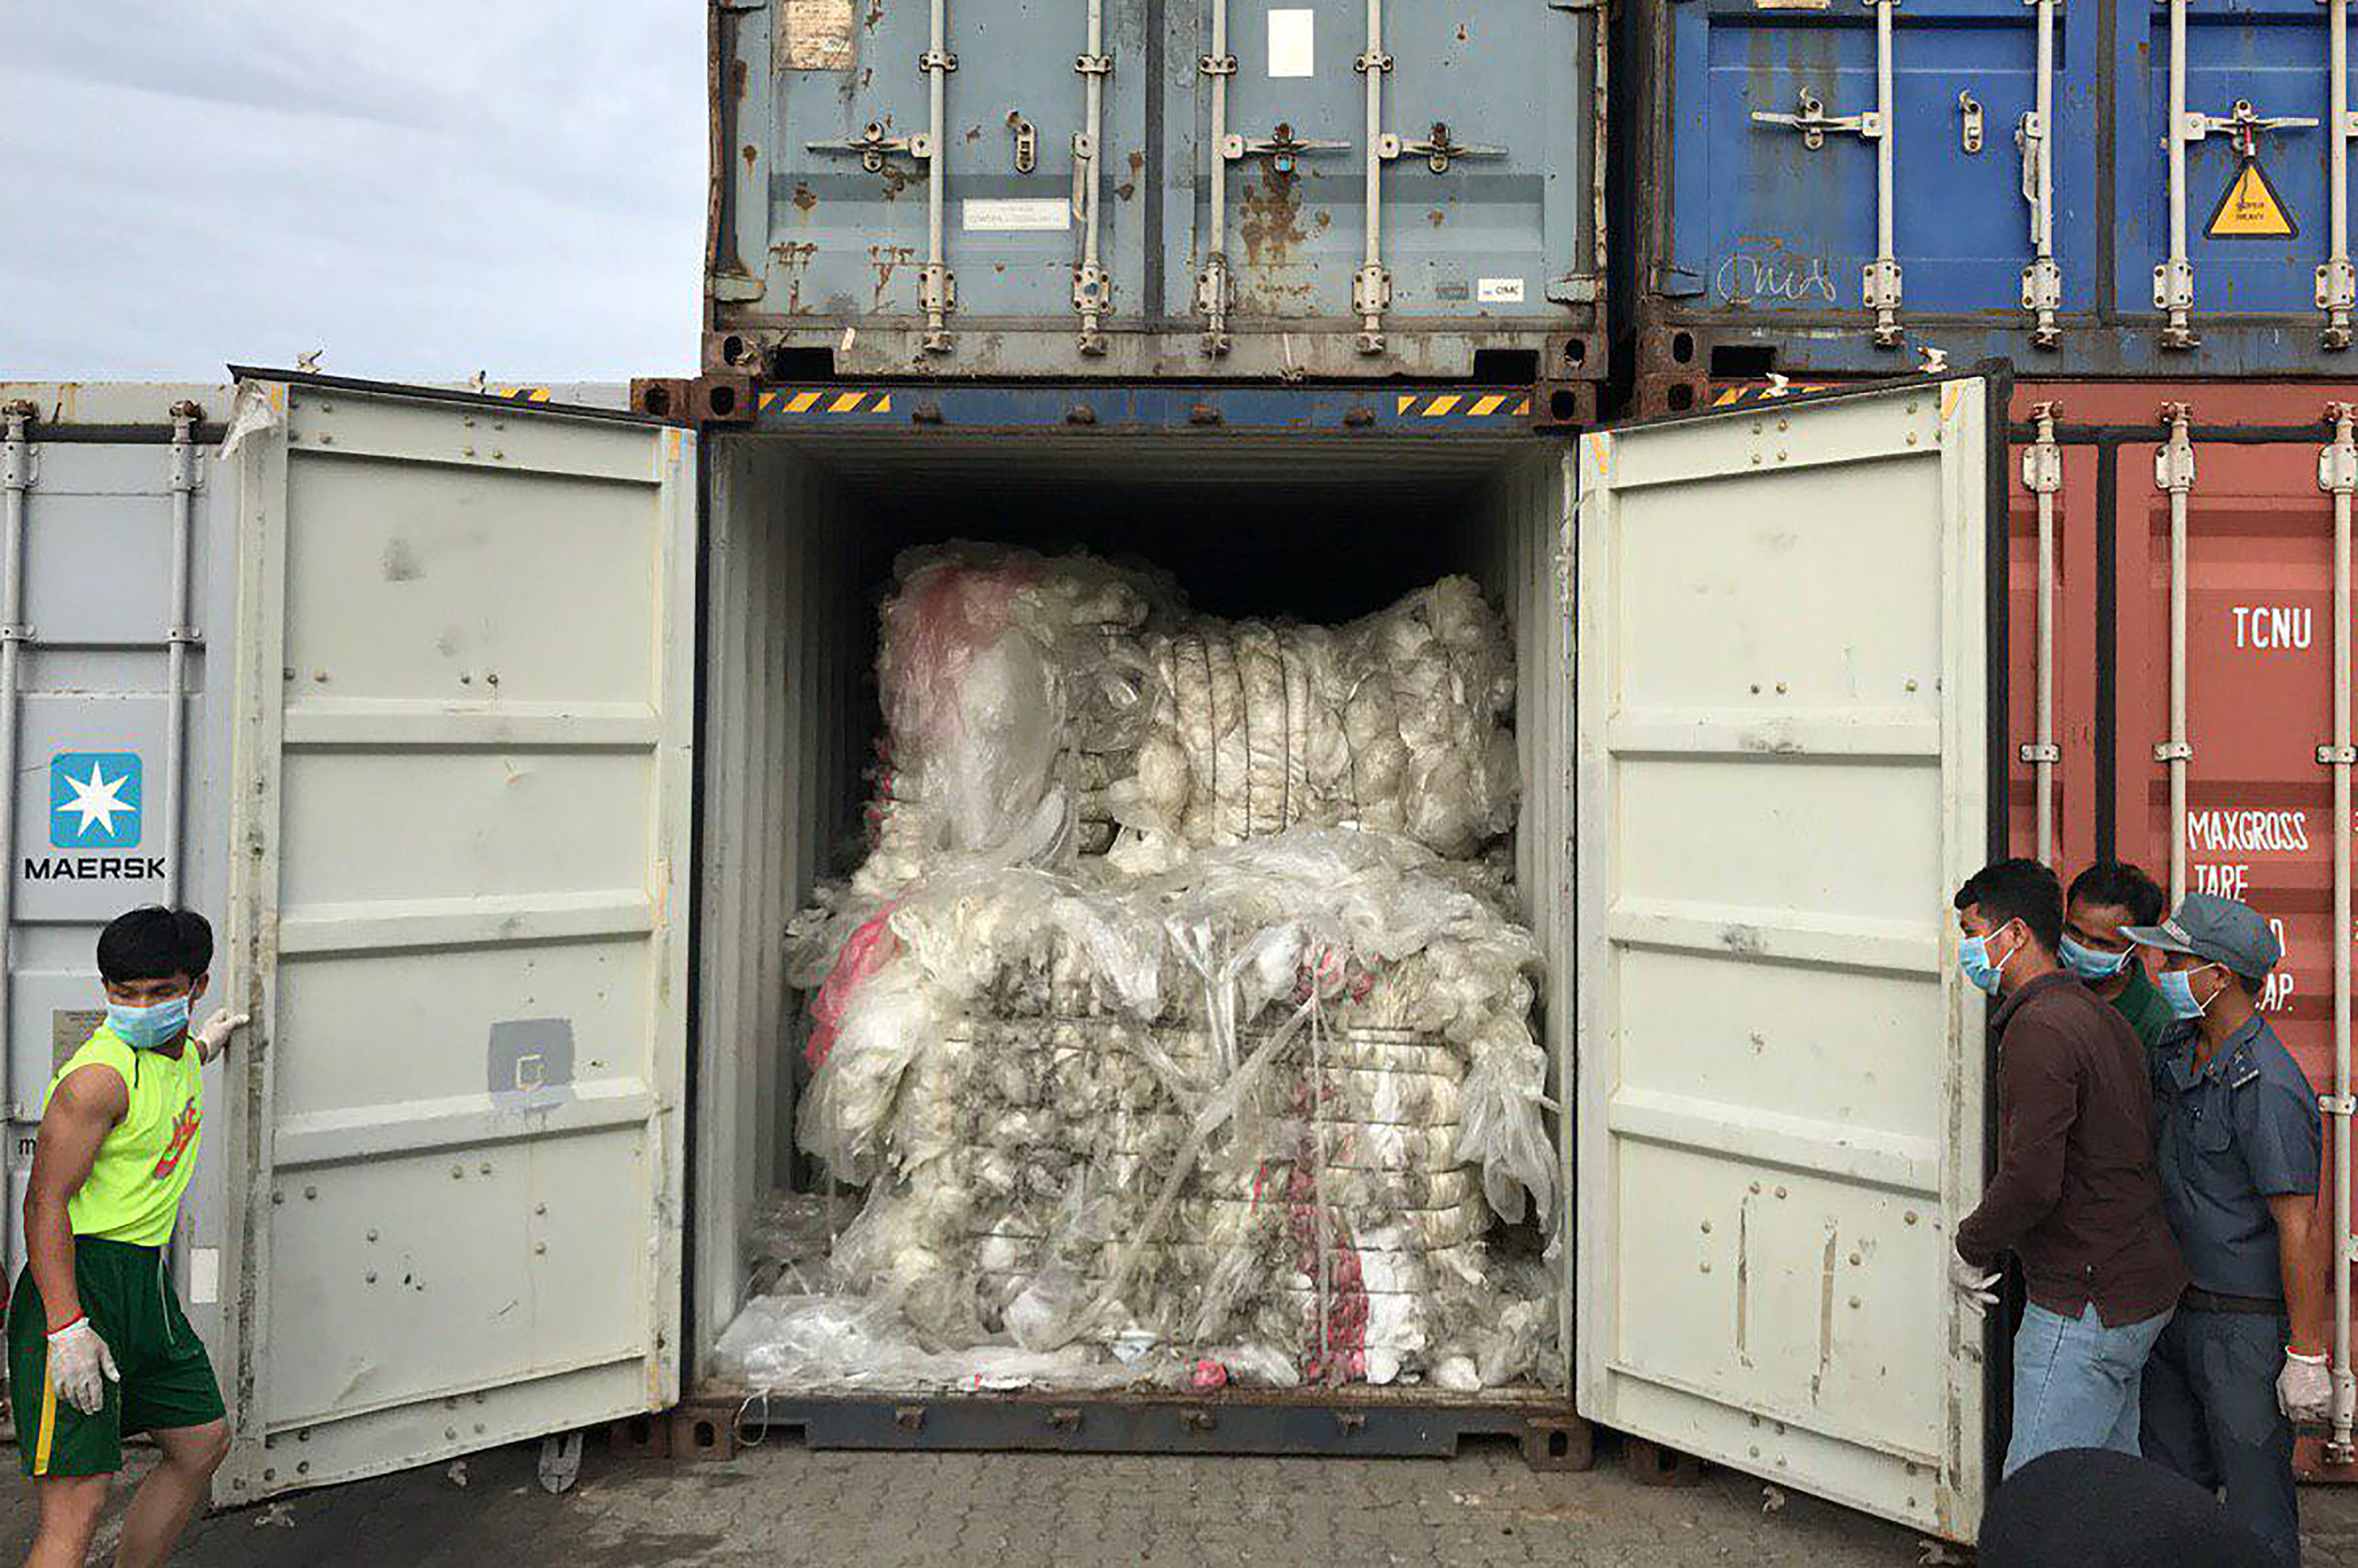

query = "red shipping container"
[{"left": 2010, "top": 380, "right": 2358, "bottom": 1480}]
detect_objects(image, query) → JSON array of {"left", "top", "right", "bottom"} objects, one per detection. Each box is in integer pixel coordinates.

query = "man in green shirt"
[
  {"left": 2063, "top": 861, "right": 2177, "bottom": 1048},
  {"left": 11, "top": 908, "right": 245, "bottom": 1568}
]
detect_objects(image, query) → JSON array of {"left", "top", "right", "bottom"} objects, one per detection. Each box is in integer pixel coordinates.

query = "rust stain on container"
[
  {"left": 870, "top": 244, "right": 916, "bottom": 308},
  {"left": 774, "top": 241, "right": 820, "bottom": 313},
  {"left": 1236, "top": 174, "right": 1320, "bottom": 310},
  {"left": 791, "top": 184, "right": 817, "bottom": 213}
]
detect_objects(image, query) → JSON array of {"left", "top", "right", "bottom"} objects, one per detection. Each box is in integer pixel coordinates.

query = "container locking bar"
[
  {"left": 1751, "top": 0, "right": 1903, "bottom": 349},
  {"left": 2154, "top": 404, "right": 2197, "bottom": 899},
  {"left": 2019, "top": 0, "right": 2062, "bottom": 346},
  {"left": 919, "top": 0, "right": 958, "bottom": 352},
  {"left": 1750, "top": 88, "right": 1876, "bottom": 152},
  {"left": 162, "top": 402, "right": 204, "bottom": 911},
  {"left": 1354, "top": 0, "right": 1394, "bottom": 354},
  {"left": 1197, "top": 0, "right": 1237, "bottom": 354},
  {"left": 2021, "top": 402, "right": 2063, "bottom": 863},
  {"left": 1376, "top": 124, "right": 1506, "bottom": 176},
  {"left": 1073, "top": 2, "right": 1114, "bottom": 356},
  {"left": 2323, "top": 0, "right": 2356, "bottom": 348},
  {"left": 2158, "top": 85, "right": 2319, "bottom": 347},
  {"left": 0, "top": 402, "right": 35, "bottom": 1154},
  {"left": 806, "top": 121, "right": 928, "bottom": 175},
  {"left": 2320, "top": 402, "right": 2358, "bottom": 1464}
]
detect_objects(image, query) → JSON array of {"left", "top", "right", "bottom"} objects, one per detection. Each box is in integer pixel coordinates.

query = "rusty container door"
[
  {"left": 2059, "top": 380, "right": 2358, "bottom": 1478},
  {"left": 712, "top": 0, "right": 1154, "bottom": 370},
  {"left": 707, "top": 0, "right": 1606, "bottom": 385}
]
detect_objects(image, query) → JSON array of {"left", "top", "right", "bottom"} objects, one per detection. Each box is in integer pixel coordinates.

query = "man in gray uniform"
[{"left": 2125, "top": 894, "right": 2334, "bottom": 1568}]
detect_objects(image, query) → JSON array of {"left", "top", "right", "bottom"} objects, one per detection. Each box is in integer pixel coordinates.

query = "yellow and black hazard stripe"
[
  {"left": 758, "top": 388, "right": 896, "bottom": 416},
  {"left": 485, "top": 386, "right": 557, "bottom": 404},
  {"left": 1393, "top": 391, "right": 1531, "bottom": 420},
  {"left": 1705, "top": 382, "right": 1839, "bottom": 409}
]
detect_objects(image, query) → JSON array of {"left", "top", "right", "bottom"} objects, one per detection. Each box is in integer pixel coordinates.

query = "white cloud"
[{"left": 0, "top": 2, "right": 704, "bottom": 381}]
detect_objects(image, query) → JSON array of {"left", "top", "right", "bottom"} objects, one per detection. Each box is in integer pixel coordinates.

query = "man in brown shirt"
[{"left": 1951, "top": 857, "right": 2188, "bottom": 1478}]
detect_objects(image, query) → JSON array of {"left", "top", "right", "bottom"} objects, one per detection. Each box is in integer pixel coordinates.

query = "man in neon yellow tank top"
[{"left": 9, "top": 908, "right": 245, "bottom": 1568}]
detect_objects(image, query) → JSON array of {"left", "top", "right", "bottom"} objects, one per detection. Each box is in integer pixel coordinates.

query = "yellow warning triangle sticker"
[{"left": 2207, "top": 158, "right": 2297, "bottom": 240}]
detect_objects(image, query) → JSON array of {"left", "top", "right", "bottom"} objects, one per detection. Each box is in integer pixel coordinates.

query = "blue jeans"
[
  {"left": 2141, "top": 1307, "right": 2301, "bottom": 1568},
  {"left": 2005, "top": 1301, "right": 2175, "bottom": 1478}
]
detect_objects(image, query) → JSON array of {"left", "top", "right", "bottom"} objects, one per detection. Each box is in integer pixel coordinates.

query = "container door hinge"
[
  {"left": 2322, "top": 1093, "right": 2358, "bottom": 1116},
  {"left": 2154, "top": 740, "right": 2195, "bottom": 762},
  {"left": 2319, "top": 744, "right": 2358, "bottom": 766}
]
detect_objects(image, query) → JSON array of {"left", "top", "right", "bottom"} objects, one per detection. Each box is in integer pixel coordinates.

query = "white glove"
[
  {"left": 2278, "top": 1350, "right": 2333, "bottom": 1423},
  {"left": 1949, "top": 1253, "right": 2000, "bottom": 1316},
  {"left": 191, "top": 1008, "right": 250, "bottom": 1065},
  {"left": 45, "top": 1318, "right": 119, "bottom": 1416}
]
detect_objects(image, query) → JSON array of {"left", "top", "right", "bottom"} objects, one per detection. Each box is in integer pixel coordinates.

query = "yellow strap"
[{"left": 33, "top": 1361, "right": 56, "bottom": 1476}]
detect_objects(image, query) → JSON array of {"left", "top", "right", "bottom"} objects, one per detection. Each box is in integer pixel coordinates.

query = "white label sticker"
[
  {"left": 781, "top": 0, "right": 857, "bottom": 68},
  {"left": 961, "top": 199, "right": 1072, "bottom": 232},
  {"left": 1477, "top": 277, "right": 1528, "bottom": 303},
  {"left": 189, "top": 1247, "right": 221, "bottom": 1305},
  {"left": 1268, "top": 9, "right": 1315, "bottom": 77}
]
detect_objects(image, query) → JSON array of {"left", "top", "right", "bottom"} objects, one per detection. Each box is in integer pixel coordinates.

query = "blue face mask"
[
  {"left": 2156, "top": 964, "right": 2219, "bottom": 1021},
  {"left": 1959, "top": 922, "right": 2020, "bottom": 997},
  {"left": 2059, "top": 935, "right": 2132, "bottom": 982},
  {"left": 106, "top": 993, "right": 191, "bottom": 1052}
]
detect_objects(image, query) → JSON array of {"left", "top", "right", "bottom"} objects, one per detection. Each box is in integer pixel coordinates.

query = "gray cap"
[{"left": 2123, "top": 892, "right": 2282, "bottom": 980}]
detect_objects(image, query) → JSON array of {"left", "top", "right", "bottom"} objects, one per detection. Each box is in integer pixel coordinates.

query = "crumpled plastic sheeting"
[
  {"left": 852, "top": 548, "right": 1518, "bottom": 894},
  {"left": 712, "top": 1291, "right": 1161, "bottom": 1392},
  {"left": 750, "top": 825, "right": 1562, "bottom": 1390}
]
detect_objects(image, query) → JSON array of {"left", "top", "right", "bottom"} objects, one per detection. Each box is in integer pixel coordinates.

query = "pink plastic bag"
[{"left": 806, "top": 907, "right": 899, "bottom": 1069}]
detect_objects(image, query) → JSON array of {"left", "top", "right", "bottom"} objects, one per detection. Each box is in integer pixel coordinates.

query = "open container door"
[
  {"left": 1574, "top": 376, "right": 2001, "bottom": 1540},
  {"left": 212, "top": 374, "right": 696, "bottom": 1501}
]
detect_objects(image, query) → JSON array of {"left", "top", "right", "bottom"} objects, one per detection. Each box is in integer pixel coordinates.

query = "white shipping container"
[{"left": 0, "top": 373, "right": 1996, "bottom": 1543}]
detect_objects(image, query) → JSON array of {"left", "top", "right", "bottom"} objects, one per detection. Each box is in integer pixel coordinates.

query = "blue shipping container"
[{"left": 1623, "top": 0, "right": 2358, "bottom": 395}]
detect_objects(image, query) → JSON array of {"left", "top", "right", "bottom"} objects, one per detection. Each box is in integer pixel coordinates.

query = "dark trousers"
[{"left": 2139, "top": 1307, "right": 2300, "bottom": 1568}]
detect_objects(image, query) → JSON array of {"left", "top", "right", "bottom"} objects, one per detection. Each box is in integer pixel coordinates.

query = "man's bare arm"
[
  {"left": 2268, "top": 1190, "right": 2330, "bottom": 1358},
  {"left": 24, "top": 1067, "right": 125, "bottom": 1329}
]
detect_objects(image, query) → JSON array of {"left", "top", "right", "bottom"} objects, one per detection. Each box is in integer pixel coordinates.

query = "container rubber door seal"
[
  {"left": 1572, "top": 373, "right": 2004, "bottom": 1543},
  {"left": 210, "top": 371, "right": 696, "bottom": 1503}
]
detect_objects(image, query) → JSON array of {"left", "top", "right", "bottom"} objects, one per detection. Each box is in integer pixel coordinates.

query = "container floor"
[{"left": 51, "top": 1431, "right": 2358, "bottom": 1566}]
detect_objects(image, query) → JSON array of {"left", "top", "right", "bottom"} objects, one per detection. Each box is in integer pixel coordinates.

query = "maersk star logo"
[{"left": 50, "top": 753, "right": 142, "bottom": 850}]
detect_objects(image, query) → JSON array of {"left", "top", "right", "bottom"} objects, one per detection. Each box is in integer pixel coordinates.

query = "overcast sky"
[{"left": 0, "top": 3, "right": 705, "bottom": 383}]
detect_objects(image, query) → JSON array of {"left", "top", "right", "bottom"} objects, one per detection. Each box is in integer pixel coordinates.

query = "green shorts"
[{"left": 7, "top": 1236, "right": 225, "bottom": 1478}]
